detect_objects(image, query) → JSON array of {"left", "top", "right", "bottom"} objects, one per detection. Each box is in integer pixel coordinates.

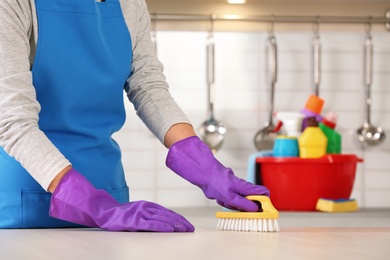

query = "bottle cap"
[
  {"left": 303, "top": 95, "right": 324, "bottom": 115},
  {"left": 300, "top": 109, "right": 323, "bottom": 123},
  {"left": 325, "top": 112, "right": 337, "bottom": 123},
  {"left": 322, "top": 118, "right": 336, "bottom": 129},
  {"left": 322, "top": 112, "right": 337, "bottom": 129},
  {"left": 307, "top": 116, "right": 318, "bottom": 127}
]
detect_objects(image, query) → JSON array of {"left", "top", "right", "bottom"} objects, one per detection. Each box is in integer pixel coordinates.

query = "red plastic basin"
[{"left": 256, "top": 154, "right": 363, "bottom": 211}]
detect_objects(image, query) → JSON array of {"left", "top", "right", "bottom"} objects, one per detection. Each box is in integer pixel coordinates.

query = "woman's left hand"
[{"left": 166, "top": 136, "right": 270, "bottom": 212}]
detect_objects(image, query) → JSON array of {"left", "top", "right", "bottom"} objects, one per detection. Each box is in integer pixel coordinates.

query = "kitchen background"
[{"left": 114, "top": 0, "right": 390, "bottom": 209}]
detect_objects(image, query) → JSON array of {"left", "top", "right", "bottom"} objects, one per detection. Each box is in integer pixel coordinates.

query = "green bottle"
[{"left": 319, "top": 113, "right": 342, "bottom": 154}]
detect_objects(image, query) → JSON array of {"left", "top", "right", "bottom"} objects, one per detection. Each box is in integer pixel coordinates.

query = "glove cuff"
[
  {"left": 49, "top": 168, "right": 119, "bottom": 227},
  {"left": 166, "top": 136, "right": 226, "bottom": 188}
]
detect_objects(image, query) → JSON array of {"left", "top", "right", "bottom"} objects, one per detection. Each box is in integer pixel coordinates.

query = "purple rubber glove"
[
  {"left": 166, "top": 136, "right": 270, "bottom": 212},
  {"left": 49, "top": 169, "right": 194, "bottom": 232}
]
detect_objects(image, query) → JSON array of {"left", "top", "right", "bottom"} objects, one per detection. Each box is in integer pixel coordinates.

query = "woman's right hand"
[{"left": 49, "top": 168, "right": 194, "bottom": 232}]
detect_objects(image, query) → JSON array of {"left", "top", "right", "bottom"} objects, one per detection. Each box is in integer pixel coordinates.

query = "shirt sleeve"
[
  {"left": 0, "top": 0, "right": 71, "bottom": 190},
  {"left": 121, "top": 0, "right": 192, "bottom": 144}
]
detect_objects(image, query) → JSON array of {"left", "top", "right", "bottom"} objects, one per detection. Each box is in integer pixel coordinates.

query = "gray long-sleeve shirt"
[{"left": 0, "top": 0, "right": 190, "bottom": 190}]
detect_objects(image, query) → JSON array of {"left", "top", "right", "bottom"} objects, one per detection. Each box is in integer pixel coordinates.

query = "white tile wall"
[{"left": 114, "top": 30, "right": 390, "bottom": 209}]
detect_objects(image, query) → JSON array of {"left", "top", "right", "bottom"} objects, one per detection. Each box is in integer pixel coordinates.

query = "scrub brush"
[{"left": 216, "top": 195, "right": 280, "bottom": 232}]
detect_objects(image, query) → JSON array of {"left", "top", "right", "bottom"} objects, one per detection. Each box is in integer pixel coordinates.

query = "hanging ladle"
[
  {"left": 356, "top": 23, "right": 386, "bottom": 146},
  {"left": 254, "top": 26, "right": 278, "bottom": 151},
  {"left": 199, "top": 16, "right": 227, "bottom": 153},
  {"left": 312, "top": 19, "right": 321, "bottom": 97}
]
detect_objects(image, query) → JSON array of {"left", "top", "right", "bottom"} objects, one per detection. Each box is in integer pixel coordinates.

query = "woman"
[{"left": 0, "top": 0, "right": 269, "bottom": 232}]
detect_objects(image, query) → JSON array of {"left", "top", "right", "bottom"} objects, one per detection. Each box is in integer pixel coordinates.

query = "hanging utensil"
[
  {"left": 199, "top": 16, "right": 227, "bottom": 153},
  {"left": 312, "top": 20, "right": 321, "bottom": 96},
  {"left": 356, "top": 23, "right": 386, "bottom": 146},
  {"left": 254, "top": 25, "right": 278, "bottom": 151}
]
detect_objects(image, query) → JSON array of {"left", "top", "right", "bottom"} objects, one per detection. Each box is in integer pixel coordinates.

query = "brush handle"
[
  {"left": 252, "top": 200, "right": 263, "bottom": 212},
  {"left": 246, "top": 195, "right": 279, "bottom": 217}
]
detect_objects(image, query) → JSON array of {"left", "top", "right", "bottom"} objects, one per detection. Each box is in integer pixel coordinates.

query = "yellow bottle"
[{"left": 298, "top": 117, "right": 327, "bottom": 158}]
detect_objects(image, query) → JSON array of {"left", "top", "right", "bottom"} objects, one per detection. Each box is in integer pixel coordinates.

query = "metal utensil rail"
[{"left": 151, "top": 11, "right": 390, "bottom": 31}]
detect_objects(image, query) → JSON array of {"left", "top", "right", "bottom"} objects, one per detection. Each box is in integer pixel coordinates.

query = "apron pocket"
[
  {"left": 21, "top": 190, "right": 83, "bottom": 228},
  {"left": 109, "top": 186, "right": 130, "bottom": 203},
  {"left": 21, "top": 186, "right": 129, "bottom": 228}
]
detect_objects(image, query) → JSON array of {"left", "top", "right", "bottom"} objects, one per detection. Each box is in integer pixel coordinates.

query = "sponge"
[{"left": 316, "top": 198, "right": 358, "bottom": 213}]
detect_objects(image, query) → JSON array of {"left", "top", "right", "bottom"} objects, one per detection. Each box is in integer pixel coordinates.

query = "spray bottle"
[
  {"left": 275, "top": 112, "right": 305, "bottom": 137},
  {"left": 319, "top": 112, "right": 342, "bottom": 154},
  {"left": 272, "top": 112, "right": 304, "bottom": 157}
]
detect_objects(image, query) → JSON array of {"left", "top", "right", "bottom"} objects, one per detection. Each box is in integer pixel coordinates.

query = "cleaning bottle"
[
  {"left": 319, "top": 112, "right": 342, "bottom": 154},
  {"left": 300, "top": 94, "right": 324, "bottom": 131},
  {"left": 272, "top": 112, "right": 304, "bottom": 157},
  {"left": 274, "top": 112, "right": 304, "bottom": 137},
  {"left": 273, "top": 136, "right": 300, "bottom": 157},
  {"left": 298, "top": 116, "right": 327, "bottom": 158}
]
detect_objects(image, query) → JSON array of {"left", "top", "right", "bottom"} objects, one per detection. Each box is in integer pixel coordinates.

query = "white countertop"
[{"left": 1, "top": 208, "right": 389, "bottom": 260}]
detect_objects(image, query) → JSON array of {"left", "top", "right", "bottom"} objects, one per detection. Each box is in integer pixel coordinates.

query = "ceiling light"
[{"left": 227, "top": 0, "right": 246, "bottom": 4}]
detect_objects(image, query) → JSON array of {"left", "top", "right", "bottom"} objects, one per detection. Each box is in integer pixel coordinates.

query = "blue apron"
[{"left": 0, "top": 0, "right": 132, "bottom": 228}]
